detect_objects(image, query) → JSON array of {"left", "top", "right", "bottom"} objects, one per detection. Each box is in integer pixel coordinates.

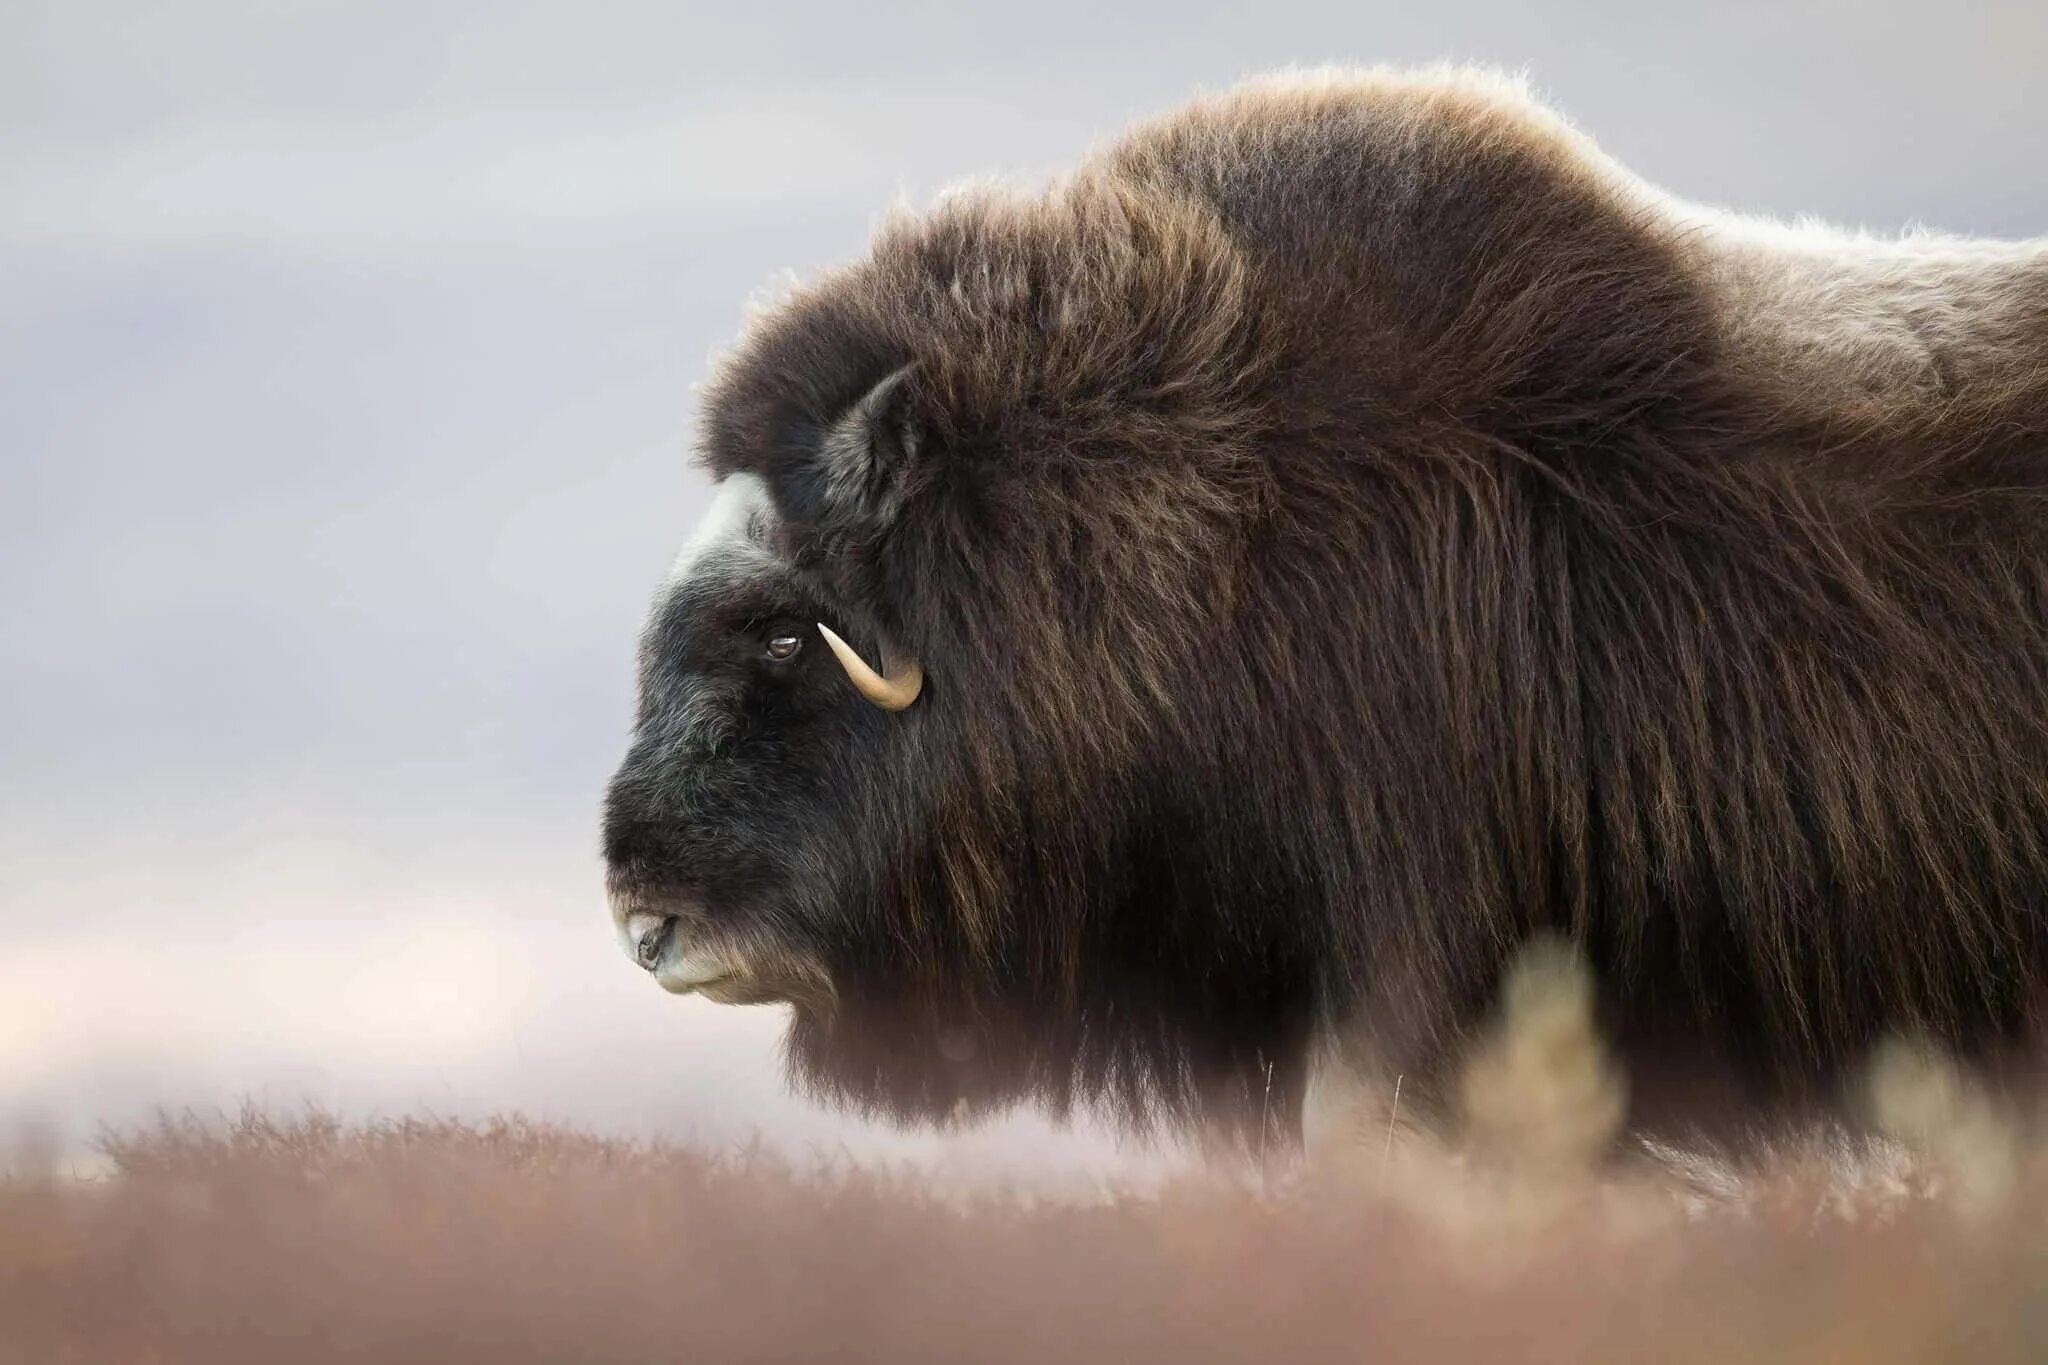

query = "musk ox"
[{"left": 603, "top": 67, "right": 2048, "bottom": 1154}]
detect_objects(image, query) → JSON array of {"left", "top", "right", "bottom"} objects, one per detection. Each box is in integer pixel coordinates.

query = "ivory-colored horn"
[{"left": 816, "top": 624, "right": 923, "bottom": 711}]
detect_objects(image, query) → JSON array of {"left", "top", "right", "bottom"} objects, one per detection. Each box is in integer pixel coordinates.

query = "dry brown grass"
[{"left": 4, "top": 1102, "right": 2048, "bottom": 1365}]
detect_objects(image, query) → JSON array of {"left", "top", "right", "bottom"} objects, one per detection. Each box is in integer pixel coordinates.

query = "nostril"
[{"left": 635, "top": 915, "right": 678, "bottom": 971}]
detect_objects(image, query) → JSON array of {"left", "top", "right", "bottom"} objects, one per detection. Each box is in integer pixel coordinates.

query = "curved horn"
[{"left": 816, "top": 624, "right": 923, "bottom": 711}]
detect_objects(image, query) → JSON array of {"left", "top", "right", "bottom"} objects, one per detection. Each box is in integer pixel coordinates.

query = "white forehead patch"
[{"left": 665, "top": 472, "right": 777, "bottom": 588}]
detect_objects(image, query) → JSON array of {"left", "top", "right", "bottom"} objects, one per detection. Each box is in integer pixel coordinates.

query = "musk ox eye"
[{"left": 764, "top": 634, "right": 803, "bottom": 662}]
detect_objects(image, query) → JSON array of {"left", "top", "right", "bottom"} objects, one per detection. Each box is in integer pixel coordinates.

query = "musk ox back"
[{"left": 603, "top": 67, "right": 2048, "bottom": 1153}]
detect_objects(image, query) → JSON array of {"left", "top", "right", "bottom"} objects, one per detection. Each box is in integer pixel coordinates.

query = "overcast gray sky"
[{"left": 4, "top": 0, "right": 2044, "bottom": 1169}]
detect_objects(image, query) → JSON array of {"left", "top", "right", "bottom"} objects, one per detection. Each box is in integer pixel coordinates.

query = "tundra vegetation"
[{"left": 8, "top": 957, "right": 2048, "bottom": 1363}]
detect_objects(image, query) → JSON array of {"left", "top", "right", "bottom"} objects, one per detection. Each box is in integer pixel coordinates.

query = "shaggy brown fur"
[{"left": 607, "top": 67, "right": 2048, "bottom": 1150}]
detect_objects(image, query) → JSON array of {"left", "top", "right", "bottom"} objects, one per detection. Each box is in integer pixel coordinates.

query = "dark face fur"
[{"left": 604, "top": 473, "right": 850, "bottom": 1010}]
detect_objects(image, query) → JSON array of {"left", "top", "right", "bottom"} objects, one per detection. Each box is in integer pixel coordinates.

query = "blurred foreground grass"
[{"left": 5, "top": 1106, "right": 2048, "bottom": 1364}]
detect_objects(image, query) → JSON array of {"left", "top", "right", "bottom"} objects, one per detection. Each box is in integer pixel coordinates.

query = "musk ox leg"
[
  {"left": 1300, "top": 1033, "right": 1448, "bottom": 1189},
  {"left": 1303, "top": 937, "right": 1629, "bottom": 1187},
  {"left": 1457, "top": 938, "right": 1628, "bottom": 1177}
]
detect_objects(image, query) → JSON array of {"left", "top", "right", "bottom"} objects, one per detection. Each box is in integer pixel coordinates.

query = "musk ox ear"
[{"left": 810, "top": 364, "right": 921, "bottom": 528}]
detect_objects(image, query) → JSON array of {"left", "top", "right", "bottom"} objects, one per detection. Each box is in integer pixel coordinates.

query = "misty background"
[{"left": 5, "top": 0, "right": 2044, "bottom": 1170}]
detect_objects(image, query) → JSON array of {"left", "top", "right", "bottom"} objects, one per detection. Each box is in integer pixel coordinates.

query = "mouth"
[{"left": 620, "top": 909, "right": 759, "bottom": 999}]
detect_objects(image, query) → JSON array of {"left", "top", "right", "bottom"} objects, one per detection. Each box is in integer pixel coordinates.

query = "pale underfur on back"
[{"left": 1239, "top": 64, "right": 2045, "bottom": 435}]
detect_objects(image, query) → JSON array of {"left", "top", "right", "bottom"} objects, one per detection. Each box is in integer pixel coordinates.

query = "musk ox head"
[{"left": 602, "top": 164, "right": 1338, "bottom": 1132}]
